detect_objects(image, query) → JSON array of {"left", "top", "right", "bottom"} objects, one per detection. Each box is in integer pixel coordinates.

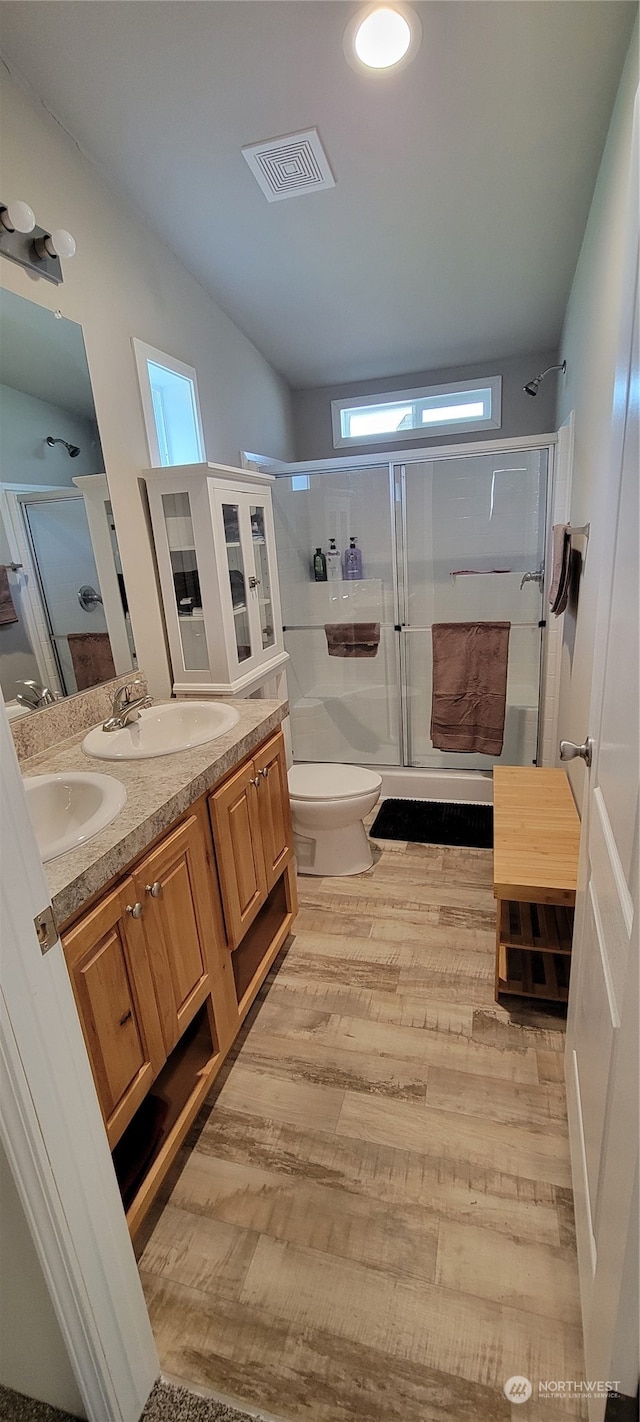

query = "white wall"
[
  {"left": 0, "top": 1139, "right": 85, "bottom": 1418},
  {"left": 0, "top": 68, "right": 294, "bottom": 698},
  {"left": 292, "top": 350, "right": 559, "bottom": 462},
  {"left": 556, "top": 24, "right": 638, "bottom": 812}
]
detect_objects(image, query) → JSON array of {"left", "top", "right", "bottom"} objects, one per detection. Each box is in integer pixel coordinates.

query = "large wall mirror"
[{"left": 0, "top": 290, "right": 136, "bottom": 714}]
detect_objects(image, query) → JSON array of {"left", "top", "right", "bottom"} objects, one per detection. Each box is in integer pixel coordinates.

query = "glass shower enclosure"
[{"left": 273, "top": 447, "right": 549, "bottom": 771}]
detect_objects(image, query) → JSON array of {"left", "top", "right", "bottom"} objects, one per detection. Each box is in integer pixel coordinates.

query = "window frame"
[
  {"left": 132, "top": 337, "right": 206, "bottom": 467},
  {"left": 331, "top": 375, "right": 502, "bottom": 448}
]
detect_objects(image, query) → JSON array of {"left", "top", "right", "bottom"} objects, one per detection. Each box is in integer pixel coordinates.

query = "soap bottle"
[
  {"left": 326, "top": 538, "right": 341, "bottom": 582},
  {"left": 343, "top": 536, "right": 362, "bottom": 580},
  {"left": 313, "top": 547, "right": 327, "bottom": 581}
]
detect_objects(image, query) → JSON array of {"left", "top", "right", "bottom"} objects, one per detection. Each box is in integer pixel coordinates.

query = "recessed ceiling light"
[{"left": 345, "top": 4, "right": 421, "bottom": 73}]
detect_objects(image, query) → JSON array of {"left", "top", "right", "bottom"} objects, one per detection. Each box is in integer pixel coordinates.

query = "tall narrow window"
[{"left": 133, "top": 338, "right": 205, "bottom": 467}]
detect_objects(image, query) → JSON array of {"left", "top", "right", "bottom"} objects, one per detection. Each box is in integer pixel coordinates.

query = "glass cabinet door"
[
  {"left": 222, "top": 502, "right": 252, "bottom": 664},
  {"left": 249, "top": 502, "right": 276, "bottom": 652},
  {"left": 161, "top": 492, "right": 209, "bottom": 671}
]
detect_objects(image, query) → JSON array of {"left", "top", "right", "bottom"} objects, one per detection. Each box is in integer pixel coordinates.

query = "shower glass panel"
[
  {"left": 274, "top": 465, "right": 401, "bottom": 766},
  {"left": 401, "top": 449, "right": 548, "bottom": 768}
]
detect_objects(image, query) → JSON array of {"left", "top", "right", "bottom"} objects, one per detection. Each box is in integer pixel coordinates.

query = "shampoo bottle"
[
  {"left": 343, "top": 536, "right": 362, "bottom": 580},
  {"left": 313, "top": 547, "right": 327, "bottom": 581},
  {"left": 326, "top": 538, "right": 341, "bottom": 582}
]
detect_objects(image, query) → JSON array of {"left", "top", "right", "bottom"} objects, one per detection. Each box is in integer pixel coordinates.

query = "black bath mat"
[{"left": 370, "top": 798, "right": 493, "bottom": 849}]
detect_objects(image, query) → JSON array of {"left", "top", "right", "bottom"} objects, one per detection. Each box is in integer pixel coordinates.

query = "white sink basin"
[
  {"left": 81, "top": 700, "right": 240, "bottom": 761},
  {"left": 24, "top": 771, "right": 127, "bottom": 863}
]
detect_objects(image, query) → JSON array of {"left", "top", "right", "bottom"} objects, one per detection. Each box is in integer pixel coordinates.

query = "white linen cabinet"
[{"left": 144, "top": 463, "right": 288, "bottom": 696}]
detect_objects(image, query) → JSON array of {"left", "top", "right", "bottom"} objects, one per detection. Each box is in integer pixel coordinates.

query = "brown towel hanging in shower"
[
  {"left": 431, "top": 621, "right": 510, "bottom": 756},
  {"left": 0, "top": 566, "right": 18, "bottom": 626},
  {"left": 325, "top": 622, "right": 380, "bottom": 658},
  {"left": 67, "top": 632, "right": 116, "bottom": 690}
]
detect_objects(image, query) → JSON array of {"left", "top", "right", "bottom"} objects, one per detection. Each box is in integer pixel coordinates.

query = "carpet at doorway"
[
  {"left": 370, "top": 797, "right": 493, "bottom": 849},
  {"left": 0, "top": 1380, "right": 275, "bottom": 1422}
]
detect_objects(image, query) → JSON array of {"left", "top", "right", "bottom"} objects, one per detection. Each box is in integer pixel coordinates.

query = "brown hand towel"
[
  {"left": 431, "top": 622, "right": 510, "bottom": 756},
  {"left": 0, "top": 566, "right": 18, "bottom": 626},
  {"left": 67, "top": 632, "right": 116, "bottom": 690},
  {"left": 325, "top": 622, "right": 380, "bottom": 658},
  {"left": 549, "top": 524, "right": 571, "bottom": 615}
]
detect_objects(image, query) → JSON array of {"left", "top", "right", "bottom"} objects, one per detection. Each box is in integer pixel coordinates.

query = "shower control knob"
[{"left": 560, "top": 738, "right": 593, "bottom": 769}]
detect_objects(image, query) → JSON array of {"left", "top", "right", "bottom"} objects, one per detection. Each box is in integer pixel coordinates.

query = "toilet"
[{"left": 288, "top": 762, "right": 382, "bottom": 876}]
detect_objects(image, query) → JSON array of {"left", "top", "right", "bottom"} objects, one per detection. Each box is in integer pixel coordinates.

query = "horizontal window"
[{"left": 331, "top": 377, "right": 502, "bottom": 448}]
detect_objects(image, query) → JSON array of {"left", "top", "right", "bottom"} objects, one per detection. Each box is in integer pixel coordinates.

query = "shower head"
[
  {"left": 46, "top": 436, "right": 81, "bottom": 457},
  {"left": 522, "top": 360, "right": 566, "bottom": 398}
]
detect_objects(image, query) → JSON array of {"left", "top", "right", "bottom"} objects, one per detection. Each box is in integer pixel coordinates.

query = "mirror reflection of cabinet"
[{"left": 145, "top": 463, "right": 288, "bottom": 696}]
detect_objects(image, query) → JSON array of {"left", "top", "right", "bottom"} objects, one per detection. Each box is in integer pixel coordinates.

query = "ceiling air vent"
[{"left": 242, "top": 128, "right": 335, "bottom": 203}]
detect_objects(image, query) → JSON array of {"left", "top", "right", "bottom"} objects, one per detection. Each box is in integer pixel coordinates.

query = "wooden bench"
[{"left": 493, "top": 767, "right": 581, "bottom": 1003}]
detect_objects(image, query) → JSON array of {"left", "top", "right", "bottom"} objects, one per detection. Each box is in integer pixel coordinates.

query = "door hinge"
[
  {"left": 34, "top": 904, "right": 59, "bottom": 956},
  {"left": 538, "top": 619, "right": 547, "bottom": 628}
]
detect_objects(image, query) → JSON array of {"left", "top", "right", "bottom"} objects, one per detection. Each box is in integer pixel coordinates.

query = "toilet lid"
[{"left": 288, "top": 762, "right": 382, "bottom": 802}]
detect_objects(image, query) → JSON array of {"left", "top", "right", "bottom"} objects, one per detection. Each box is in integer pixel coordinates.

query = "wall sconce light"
[{"left": 0, "top": 196, "right": 77, "bottom": 285}]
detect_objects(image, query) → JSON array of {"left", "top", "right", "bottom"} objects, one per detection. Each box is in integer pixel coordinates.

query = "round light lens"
[
  {"left": 354, "top": 7, "right": 412, "bottom": 68},
  {"left": 48, "top": 228, "right": 77, "bottom": 259},
  {"left": 1, "top": 199, "right": 36, "bottom": 234}
]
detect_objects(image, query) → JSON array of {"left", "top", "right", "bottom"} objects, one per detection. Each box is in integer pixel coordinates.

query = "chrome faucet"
[
  {"left": 102, "top": 681, "right": 152, "bottom": 732},
  {"left": 16, "top": 680, "right": 58, "bottom": 710}
]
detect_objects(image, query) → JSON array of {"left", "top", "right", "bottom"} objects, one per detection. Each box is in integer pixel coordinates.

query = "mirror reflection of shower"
[{"left": 46, "top": 435, "right": 81, "bottom": 457}]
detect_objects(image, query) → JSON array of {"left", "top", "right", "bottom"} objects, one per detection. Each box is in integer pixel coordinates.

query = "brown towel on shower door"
[
  {"left": 431, "top": 622, "right": 510, "bottom": 755},
  {"left": 0, "top": 566, "right": 18, "bottom": 625},
  {"left": 67, "top": 632, "right": 116, "bottom": 690},
  {"left": 325, "top": 622, "right": 380, "bottom": 658}
]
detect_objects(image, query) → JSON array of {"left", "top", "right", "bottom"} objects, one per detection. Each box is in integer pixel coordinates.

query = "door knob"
[
  {"left": 560, "top": 738, "right": 593, "bottom": 769},
  {"left": 126, "top": 901, "right": 144, "bottom": 919},
  {"left": 145, "top": 881, "right": 162, "bottom": 898}
]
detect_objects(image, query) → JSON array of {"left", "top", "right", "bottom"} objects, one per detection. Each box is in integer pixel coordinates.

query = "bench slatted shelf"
[{"left": 493, "top": 767, "right": 581, "bottom": 1003}]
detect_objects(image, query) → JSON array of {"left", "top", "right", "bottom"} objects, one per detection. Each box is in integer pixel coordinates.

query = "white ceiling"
[{"left": 0, "top": 2, "right": 635, "bottom": 388}]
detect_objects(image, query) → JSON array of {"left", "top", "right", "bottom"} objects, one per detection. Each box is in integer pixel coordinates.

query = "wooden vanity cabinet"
[
  {"left": 63, "top": 878, "right": 166, "bottom": 1150},
  {"left": 208, "top": 728, "right": 292, "bottom": 947},
  {"left": 61, "top": 725, "right": 296, "bottom": 1234}
]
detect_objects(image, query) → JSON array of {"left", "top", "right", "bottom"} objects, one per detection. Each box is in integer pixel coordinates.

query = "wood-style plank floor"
[{"left": 139, "top": 831, "right": 586, "bottom": 1422}]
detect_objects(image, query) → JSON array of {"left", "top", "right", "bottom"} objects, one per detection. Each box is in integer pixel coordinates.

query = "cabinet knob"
[
  {"left": 126, "top": 901, "right": 143, "bottom": 919},
  {"left": 145, "top": 881, "right": 162, "bottom": 898},
  {"left": 260, "top": 766, "right": 270, "bottom": 778},
  {"left": 251, "top": 776, "right": 262, "bottom": 788}
]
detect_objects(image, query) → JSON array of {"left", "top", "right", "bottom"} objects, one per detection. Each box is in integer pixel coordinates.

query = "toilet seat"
[{"left": 288, "top": 762, "right": 382, "bottom": 802}]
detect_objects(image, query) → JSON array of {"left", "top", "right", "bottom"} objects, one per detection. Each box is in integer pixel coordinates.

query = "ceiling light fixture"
[{"left": 345, "top": 3, "right": 421, "bottom": 73}]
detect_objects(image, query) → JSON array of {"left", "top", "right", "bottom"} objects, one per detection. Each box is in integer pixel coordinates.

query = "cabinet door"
[
  {"left": 62, "top": 880, "right": 165, "bottom": 1149},
  {"left": 253, "top": 730, "right": 293, "bottom": 892},
  {"left": 208, "top": 758, "right": 267, "bottom": 948},
  {"left": 133, "top": 814, "right": 215, "bottom": 1055},
  {"left": 247, "top": 494, "right": 284, "bottom": 666}
]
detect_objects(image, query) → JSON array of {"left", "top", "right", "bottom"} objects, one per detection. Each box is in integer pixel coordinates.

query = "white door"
[{"left": 565, "top": 101, "right": 638, "bottom": 1418}]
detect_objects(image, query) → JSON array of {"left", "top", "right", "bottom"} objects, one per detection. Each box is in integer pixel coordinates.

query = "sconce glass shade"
[
  {"left": 0, "top": 199, "right": 36, "bottom": 234},
  {"left": 45, "top": 228, "right": 77, "bottom": 259}
]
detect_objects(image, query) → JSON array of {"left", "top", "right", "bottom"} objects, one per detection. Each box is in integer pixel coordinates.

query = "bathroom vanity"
[{"left": 18, "top": 694, "right": 296, "bottom": 1235}]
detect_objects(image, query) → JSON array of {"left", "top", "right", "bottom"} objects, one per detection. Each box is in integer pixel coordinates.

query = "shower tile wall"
[{"left": 273, "top": 450, "right": 547, "bottom": 770}]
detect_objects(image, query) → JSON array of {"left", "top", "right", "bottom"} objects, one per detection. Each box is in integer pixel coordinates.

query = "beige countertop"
[{"left": 21, "top": 697, "right": 288, "bottom": 928}]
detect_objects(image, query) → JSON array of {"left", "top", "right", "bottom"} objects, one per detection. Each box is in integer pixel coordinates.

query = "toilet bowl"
[{"left": 288, "top": 762, "right": 382, "bottom": 876}]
